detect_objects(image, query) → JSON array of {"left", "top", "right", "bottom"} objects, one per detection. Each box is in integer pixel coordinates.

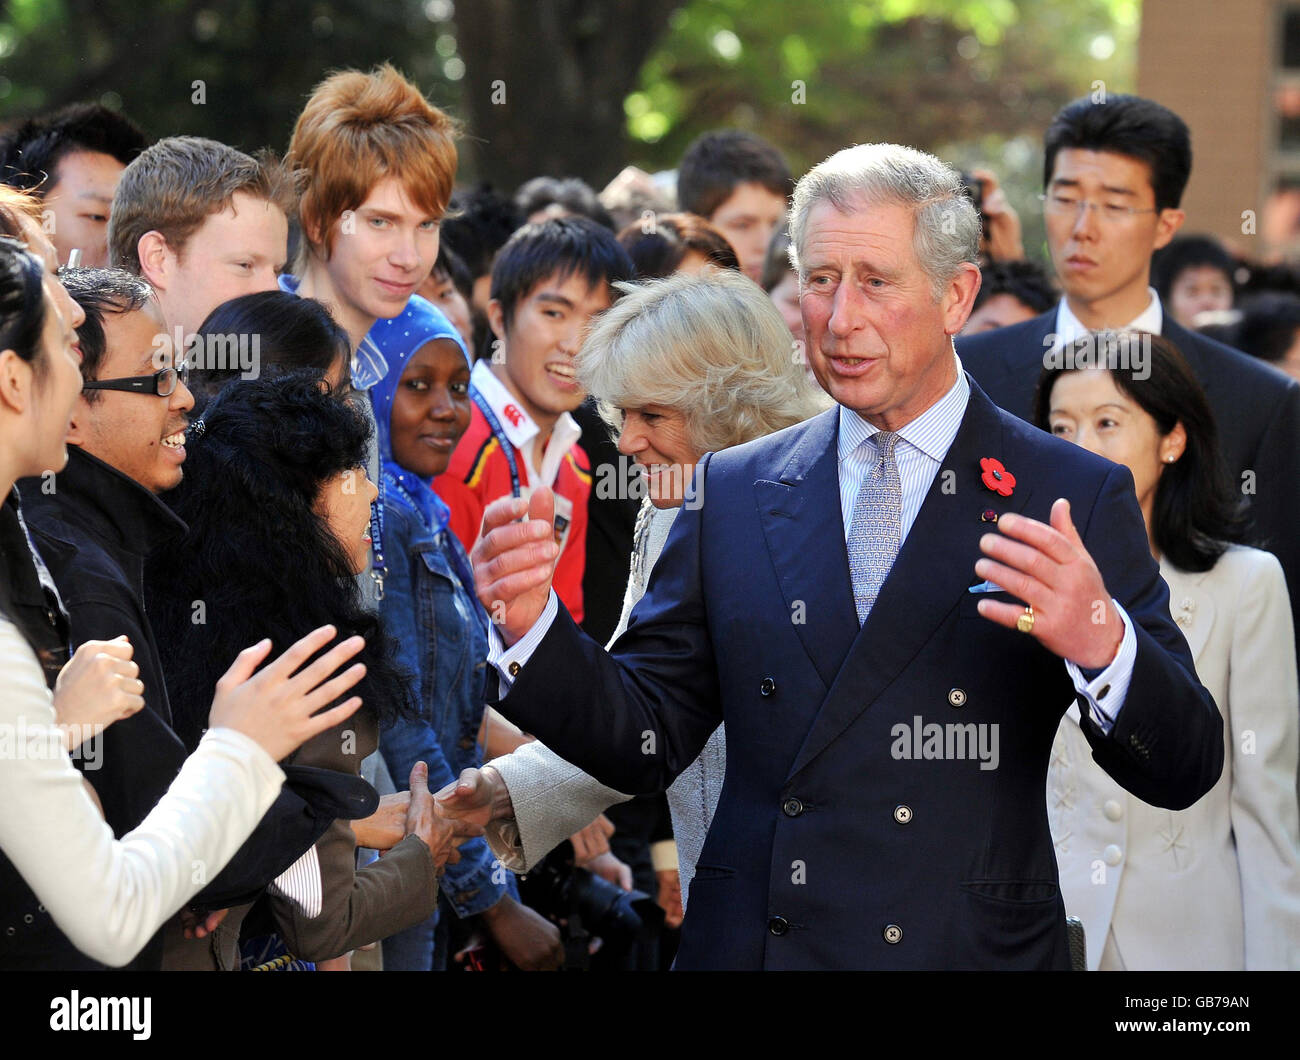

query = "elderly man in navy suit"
[
  {"left": 957, "top": 94, "right": 1300, "bottom": 665},
  {"left": 441, "top": 143, "right": 1223, "bottom": 970}
]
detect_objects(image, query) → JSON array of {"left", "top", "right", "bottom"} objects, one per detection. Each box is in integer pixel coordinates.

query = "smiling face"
[
  {"left": 44, "top": 150, "right": 125, "bottom": 269},
  {"left": 799, "top": 198, "right": 978, "bottom": 430},
  {"left": 389, "top": 338, "right": 472, "bottom": 479},
  {"left": 1044, "top": 149, "right": 1184, "bottom": 328},
  {"left": 708, "top": 181, "right": 787, "bottom": 284},
  {"left": 1046, "top": 368, "right": 1185, "bottom": 538},
  {"left": 68, "top": 297, "right": 195, "bottom": 493},
  {"left": 310, "top": 176, "right": 442, "bottom": 344},
  {"left": 615, "top": 404, "right": 702, "bottom": 509},
  {"left": 488, "top": 270, "right": 611, "bottom": 433},
  {"left": 315, "top": 466, "right": 379, "bottom": 575},
  {"left": 147, "top": 191, "right": 288, "bottom": 339}
]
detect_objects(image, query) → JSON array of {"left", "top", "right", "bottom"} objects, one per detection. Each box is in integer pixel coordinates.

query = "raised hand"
[
  {"left": 207, "top": 625, "right": 367, "bottom": 762},
  {"left": 975, "top": 498, "right": 1124, "bottom": 669},
  {"left": 471, "top": 487, "right": 559, "bottom": 647},
  {"left": 53, "top": 636, "right": 145, "bottom": 745}
]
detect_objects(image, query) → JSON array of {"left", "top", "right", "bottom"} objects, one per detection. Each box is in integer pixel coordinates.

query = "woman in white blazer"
[{"left": 1036, "top": 329, "right": 1300, "bottom": 970}]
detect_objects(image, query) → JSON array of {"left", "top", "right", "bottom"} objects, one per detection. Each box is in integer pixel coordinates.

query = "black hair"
[
  {"left": 1232, "top": 292, "right": 1300, "bottom": 365},
  {"left": 617, "top": 211, "right": 739, "bottom": 281},
  {"left": 440, "top": 182, "right": 524, "bottom": 280},
  {"left": 1151, "top": 235, "right": 1236, "bottom": 303},
  {"left": 432, "top": 241, "right": 473, "bottom": 302},
  {"left": 490, "top": 215, "right": 635, "bottom": 330},
  {"left": 145, "top": 374, "right": 414, "bottom": 750},
  {"left": 971, "top": 259, "right": 1057, "bottom": 315},
  {"left": 515, "top": 176, "right": 615, "bottom": 231},
  {"left": 189, "top": 291, "right": 351, "bottom": 414},
  {"left": 677, "top": 130, "right": 793, "bottom": 220},
  {"left": 1033, "top": 330, "right": 1250, "bottom": 572},
  {"left": 1, "top": 102, "right": 148, "bottom": 194},
  {"left": 0, "top": 236, "right": 47, "bottom": 367},
  {"left": 58, "top": 266, "right": 153, "bottom": 398},
  {"left": 1043, "top": 95, "right": 1191, "bottom": 212}
]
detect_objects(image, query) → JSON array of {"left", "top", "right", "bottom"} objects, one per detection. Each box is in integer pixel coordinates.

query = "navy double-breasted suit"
[{"left": 494, "top": 378, "right": 1223, "bottom": 969}]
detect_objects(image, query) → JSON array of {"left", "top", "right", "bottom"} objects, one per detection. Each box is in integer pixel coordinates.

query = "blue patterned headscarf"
[{"left": 367, "top": 295, "right": 471, "bottom": 534}]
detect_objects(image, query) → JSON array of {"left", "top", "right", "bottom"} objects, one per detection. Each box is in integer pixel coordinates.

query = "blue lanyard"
[
  {"left": 370, "top": 473, "right": 386, "bottom": 601},
  {"left": 470, "top": 385, "right": 523, "bottom": 499}
]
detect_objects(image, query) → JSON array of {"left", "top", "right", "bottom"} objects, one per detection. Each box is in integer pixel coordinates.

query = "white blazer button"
[
  {"left": 883, "top": 924, "right": 903, "bottom": 944},
  {"left": 1103, "top": 844, "right": 1123, "bottom": 866},
  {"left": 947, "top": 688, "right": 967, "bottom": 707},
  {"left": 1103, "top": 799, "right": 1123, "bottom": 821},
  {"left": 893, "top": 805, "right": 913, "bottom": 824}
]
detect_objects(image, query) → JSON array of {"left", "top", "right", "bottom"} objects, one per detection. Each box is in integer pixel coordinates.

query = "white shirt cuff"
[
  {"left": 1064, "top": 597, "right": 1136, "bottom": 734},
  {"left": 487, "top": 591, "right": 560, "bottom": 690}
]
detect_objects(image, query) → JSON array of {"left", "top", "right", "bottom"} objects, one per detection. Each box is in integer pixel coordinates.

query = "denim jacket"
[{"left": 378, "top": 493, "right": 513, "bottom": 917}]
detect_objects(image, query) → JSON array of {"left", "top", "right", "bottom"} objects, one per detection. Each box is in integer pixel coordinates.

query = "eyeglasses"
[
  {"left": 1040, "top": 193, "right": 1160, "bottom": 224},
  {"left": 82, "top": 363, "right": 189, "bottom": 397}
]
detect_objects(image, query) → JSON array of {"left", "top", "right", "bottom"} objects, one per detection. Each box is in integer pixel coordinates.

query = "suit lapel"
[
  {"left": 786, "top": 381, "right": 1035, "bottom": 780},
  {"left": 754, "top": 409, "right": 859, "bottom": 690}
]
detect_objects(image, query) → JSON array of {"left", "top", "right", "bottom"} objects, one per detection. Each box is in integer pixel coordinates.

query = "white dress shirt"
[
  {"left": 488, "top": 356, "right": 1137, "bottom": 731},
  {"left": 1052, "top": 288, "right": 1163, "bottom": 348}
]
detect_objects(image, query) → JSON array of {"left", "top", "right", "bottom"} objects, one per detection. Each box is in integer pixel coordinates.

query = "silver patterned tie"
[{"left": 847, "top": 431, "right": 902, "bottom": 625}]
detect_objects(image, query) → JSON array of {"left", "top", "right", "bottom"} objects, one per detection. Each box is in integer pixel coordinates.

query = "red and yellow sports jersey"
[{"left": 436, "top": 401, "right": 592, "bottom": 623}]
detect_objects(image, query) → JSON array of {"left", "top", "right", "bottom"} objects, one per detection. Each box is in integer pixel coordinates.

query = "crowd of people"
[{"left": 0, "top": 62, "right": 1298, "bottom": 971}]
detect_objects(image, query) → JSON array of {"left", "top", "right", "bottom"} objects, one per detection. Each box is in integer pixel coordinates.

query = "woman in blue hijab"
[{"left": 369, "top": 295, "right": 563, "bottom": 971}]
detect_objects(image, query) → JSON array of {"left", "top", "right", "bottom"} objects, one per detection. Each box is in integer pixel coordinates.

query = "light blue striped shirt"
[{"left": 837, "top": 357, "right": 971, "bottom": 544}]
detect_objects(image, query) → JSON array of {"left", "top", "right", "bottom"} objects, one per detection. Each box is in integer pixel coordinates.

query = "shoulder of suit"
[
  {"left": 1169, "top": 324, "right": 1300, "bottom": 399},
  {"left": 955, "top": 310, "right": 1054, "bottom": 359},
  {"left": 1208, "top": 542, "right": 1287, "bottom": 591}
]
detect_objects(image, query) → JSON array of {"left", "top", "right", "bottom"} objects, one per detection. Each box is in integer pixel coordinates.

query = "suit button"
[
  {"left": 22, "top": 914, "right": 32, "bottom": 924},
  {"left": 1103, "top": 799, "right": 1123, "bottom": 821},
  {"left": 507, "top": 661, "right": 521, "bottom": 677},
  {"left": 760, "top": 677, "right": 776, "bottom": 697},
  {"left": 782, "top": 797, "right": 804, "bottom": 817},
  {"left": 883, "top": 923, "right": 903, "bottom": 944},
  {"left": 768, "top": 916, "right": 789, "bottom": 936},
  {"left": 947, "top": 688, "right": 967, "bottom": 707},
  {"left": 4, "top": 927, "right": 12, "bottom": 937},
  {"left": 893, "top": 804, "right": 913, "bottom": 825},
  {"left": 1103, "top": 844, "right": 1123, "bottom": 866}
]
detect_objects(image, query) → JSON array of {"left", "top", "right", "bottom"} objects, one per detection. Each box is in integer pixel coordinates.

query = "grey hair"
[
  {"left": 788, "top": 143, "right": 979, "bottom": 299},
  {"left": 576, "top": 268, "right": 829, "bottom": 455}
]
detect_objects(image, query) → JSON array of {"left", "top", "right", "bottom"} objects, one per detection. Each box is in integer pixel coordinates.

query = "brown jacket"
[{"left": 268, "top": 710, "right": 437, "bottom": 963}]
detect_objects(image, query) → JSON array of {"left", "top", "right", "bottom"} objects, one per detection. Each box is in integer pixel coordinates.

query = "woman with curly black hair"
[{"left": 147, "top": 374, "right": 456, "bottom": 967}]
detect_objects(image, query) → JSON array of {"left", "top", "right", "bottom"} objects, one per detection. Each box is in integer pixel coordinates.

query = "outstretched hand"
[
  {"left": 471, "top": 487, "right": 559, "bottom": 647},
  {"left": 974, "top": 498, "right": 1123, "bottom": 669}
]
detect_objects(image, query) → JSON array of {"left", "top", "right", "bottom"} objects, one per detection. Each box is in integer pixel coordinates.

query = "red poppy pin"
[{"left": 980, "top": 457, "right": 1015, "bottom": 497}]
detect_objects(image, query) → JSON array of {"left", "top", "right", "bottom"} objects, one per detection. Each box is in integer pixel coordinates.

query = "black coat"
[
  {"left": 17, "top": 449, "right": 373, "bottom": 969},
  {"left": 957, "top": 310, "right": 1300, "bottom": 663}
]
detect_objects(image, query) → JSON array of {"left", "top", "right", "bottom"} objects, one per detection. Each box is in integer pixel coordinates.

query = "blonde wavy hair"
[{"left": 577, "top": 269, "right": 828, "bottom": 455}]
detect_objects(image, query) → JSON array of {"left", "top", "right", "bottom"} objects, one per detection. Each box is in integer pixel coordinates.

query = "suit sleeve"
[
  {"left": 491, "top": 455, "right": 723, "bottom": 796},
  {"left": 1223, "top": 552, "right": 1300, "bottom": 969},
  {"left": 269, "top": 823, "right": 437, "bottom": 962},
  {"left": 1242, "top": 378, "right": 1300, "bottom": 664},
  {"left": 1073, "top": 464, "right": 1225, "bottom": 810},
  {"left": 484, "top": 739, "right": 633, "bottom": 871}
]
